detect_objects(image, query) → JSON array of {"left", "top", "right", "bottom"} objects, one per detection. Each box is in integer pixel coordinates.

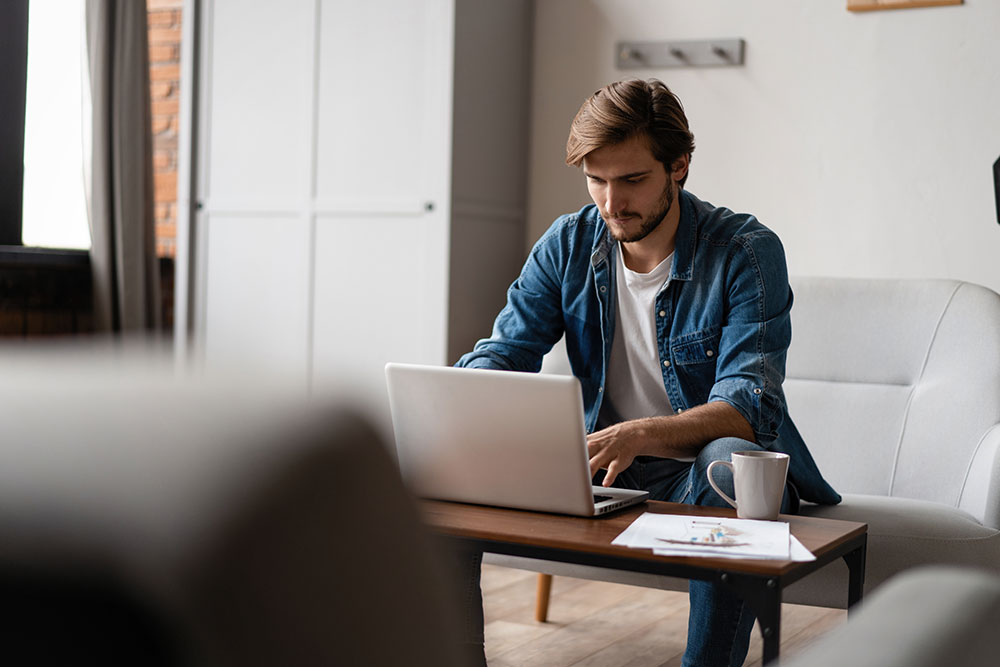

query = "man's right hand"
[{"left": 586, "top": 422, "right": 642, "bottom": 487}]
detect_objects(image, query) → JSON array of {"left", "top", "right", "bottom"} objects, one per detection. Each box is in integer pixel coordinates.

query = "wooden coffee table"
[{"left": 421, "top": 499, "right": 867, "bottom": 664}]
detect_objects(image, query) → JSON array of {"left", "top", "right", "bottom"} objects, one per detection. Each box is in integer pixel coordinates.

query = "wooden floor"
[{"left": 482, "top": 565, "right": 846, "bottom": 667}]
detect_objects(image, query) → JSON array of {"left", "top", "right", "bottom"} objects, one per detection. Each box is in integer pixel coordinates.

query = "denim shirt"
[{"left": 457, "top": 189, "right": 840, "bottom": 505}]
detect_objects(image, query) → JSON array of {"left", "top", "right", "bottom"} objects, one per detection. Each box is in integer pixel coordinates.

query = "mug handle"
[{"left": 706, "top": 460, "right": 738, "bottom": 509}]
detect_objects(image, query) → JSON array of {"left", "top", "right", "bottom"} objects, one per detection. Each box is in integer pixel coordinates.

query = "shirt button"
[
  {"left": 706, "top": 350, "right": 714, "bottom": 357},
  {"left": 658, "top": 310, "right": 666, "bottom": 317},
  {"left": 663, "top": 360, "right": 670, "bottom": 368},
  {"left": 753, "top": 387, "right": 762, "bottom": 395},
  {"left": 598, "top": 387, "right": 603, "bottom": 392},
  {"left": 600, "top": 285, "right": 607, "bottom": 293}
]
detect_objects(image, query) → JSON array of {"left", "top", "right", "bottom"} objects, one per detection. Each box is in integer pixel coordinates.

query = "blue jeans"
[
  {"left": 599, "top": 437, "right": 798, "bottom": 667},
  {"left": 456, "top": 437, "right": 798, "bottom": 667}
]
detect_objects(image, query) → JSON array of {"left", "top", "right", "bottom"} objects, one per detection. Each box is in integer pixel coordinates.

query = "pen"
[{"left": 656, "top": 538, "right": 750, "bottom": 547}]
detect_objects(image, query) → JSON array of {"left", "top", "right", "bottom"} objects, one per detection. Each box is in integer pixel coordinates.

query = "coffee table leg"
[
  {"left": 844, "top": 535, "right": 867, "bottom": 612},
  {"left": 719, "top": 573, "right": 782, "bottom": 664}
]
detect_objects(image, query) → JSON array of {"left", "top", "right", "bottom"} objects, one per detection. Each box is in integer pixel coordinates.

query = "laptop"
[{"left": 384, "top": 363, "right": 649, "bottom": 516}]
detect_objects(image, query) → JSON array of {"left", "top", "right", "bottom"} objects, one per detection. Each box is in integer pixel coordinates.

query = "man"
[{"left": 456, "top": 79, "right": 840, "bottom": 667}]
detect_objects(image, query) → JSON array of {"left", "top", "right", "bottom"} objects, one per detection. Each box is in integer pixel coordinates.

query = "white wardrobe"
[{"left": 186, "top": 0, "right": 533, "bottom": 411}]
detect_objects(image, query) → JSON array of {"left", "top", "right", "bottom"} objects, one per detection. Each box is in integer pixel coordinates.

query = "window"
[
  {"left": 0, "top": 0, "right": 89, "bottom": 251},
  {"left": 21, "top": 0, "right": 90, "bottom": 249}
]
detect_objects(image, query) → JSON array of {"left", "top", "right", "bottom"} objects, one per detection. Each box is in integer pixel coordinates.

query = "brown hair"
[{"left": 566, "top": 79, "right": 695, "bottom": 186}]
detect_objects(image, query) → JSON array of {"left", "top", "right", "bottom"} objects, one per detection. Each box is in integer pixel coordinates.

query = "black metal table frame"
[{"left": 451, "top": 532, "right": 867, "bottom": 665}]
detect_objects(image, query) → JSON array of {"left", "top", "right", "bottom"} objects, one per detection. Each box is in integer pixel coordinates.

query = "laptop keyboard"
[{"left": 593, "top": 494, "right": 612, "bottom": 503}]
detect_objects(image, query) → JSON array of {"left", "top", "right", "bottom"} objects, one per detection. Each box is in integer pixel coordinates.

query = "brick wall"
[{"left": 148, "top": 0, "right": 182, "bottom": 259}]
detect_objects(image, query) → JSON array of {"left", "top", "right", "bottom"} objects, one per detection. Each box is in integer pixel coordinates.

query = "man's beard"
[{"left": 605, "top": 183, "right": 675, "bottom": 243}]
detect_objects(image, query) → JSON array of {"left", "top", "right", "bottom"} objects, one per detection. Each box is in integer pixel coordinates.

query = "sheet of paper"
[
  {"left": 648, "top": 535, "right": 814, "bottom": 562},
  {"left": 789, "top": 535, "right": 816, "bottom": 562},
  {"left": 612, "top": 512, "right": 815, "bottom": 561}
]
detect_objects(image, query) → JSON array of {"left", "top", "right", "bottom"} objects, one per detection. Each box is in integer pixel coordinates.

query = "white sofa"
[{"left": 492, "top": 277, "right": 1000, "bottom": 612}]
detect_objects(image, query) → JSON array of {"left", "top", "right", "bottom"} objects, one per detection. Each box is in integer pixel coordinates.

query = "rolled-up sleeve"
[{"left": 707, "top": 230, "right": 792, "bottom": 444}]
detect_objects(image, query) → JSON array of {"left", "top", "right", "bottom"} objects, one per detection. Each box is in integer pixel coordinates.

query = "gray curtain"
[{"left": 85, "top": 0, "right": 160, "bottom": 332}]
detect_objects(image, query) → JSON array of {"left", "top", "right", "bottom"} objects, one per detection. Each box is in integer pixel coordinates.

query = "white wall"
[
  {"left": 529, "top": 0, "right": 1000, "bottom": 293},
  {"left": 448, "top": 0, "right": 533, "bottom": 363}
]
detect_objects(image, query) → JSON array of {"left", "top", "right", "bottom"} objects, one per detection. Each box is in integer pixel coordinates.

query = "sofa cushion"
[
  {"left": 785, "top": 278, "right": 1000, "bottom": 520},
  {"left": 784, "top": 494, "right": 1000, "bottom": 607},
  {"left": 800, "top": 494, "right": 995, "bottom": 540}
]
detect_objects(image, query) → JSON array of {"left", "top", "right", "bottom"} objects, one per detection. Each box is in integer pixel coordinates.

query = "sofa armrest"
[
  {"left": 782, "top": 567, "right": 1000, "bottom": 667},
  {"left": 959, "top": 424, "right": 1000, "bottom": 529}
]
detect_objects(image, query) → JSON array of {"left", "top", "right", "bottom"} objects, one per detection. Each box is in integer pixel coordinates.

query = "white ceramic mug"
[{"left": 706, "top": 451, "right": 790, "bottom": 521}]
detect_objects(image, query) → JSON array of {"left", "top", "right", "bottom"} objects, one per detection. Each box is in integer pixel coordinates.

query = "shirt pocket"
[
  {"left": 670, "top": 330, "right": 722, "bottom": 400},
  {"left": 672, "top": 331, "right": 721, "bottom": 365}
]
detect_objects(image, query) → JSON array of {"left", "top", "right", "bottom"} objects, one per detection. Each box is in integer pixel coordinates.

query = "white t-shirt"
[{"left": 599, "top": 244, "right": 692, "bottom": 462}]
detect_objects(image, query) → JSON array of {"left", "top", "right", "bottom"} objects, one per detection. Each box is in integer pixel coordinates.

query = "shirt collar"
[
  {"left": 670, "top": 189, "right": 697, "bottom": 282},
  {"left": 590, "top": 189, "right": 698, "bottom": 281},
  {"left": 590, "top": 216, "right": 615, "bottom": 268}
]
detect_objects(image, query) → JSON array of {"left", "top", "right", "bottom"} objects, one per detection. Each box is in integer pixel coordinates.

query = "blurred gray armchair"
[
  {"left": 0, "top": 345, "right": 464, "bottom": 666},
  {"left": 783, "top": 566, "right": 1000, "bottom": 667}
]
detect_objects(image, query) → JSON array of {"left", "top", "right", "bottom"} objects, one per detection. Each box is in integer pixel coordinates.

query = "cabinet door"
[
  {"left": 195, "top": 0, "right": 315, "bottom": 377},
  {"left": 194, "top": 0, "right": 452, "bottom": 390},
  {"left": 310, "top": 0, "right": 453, "bottom": 402}
]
